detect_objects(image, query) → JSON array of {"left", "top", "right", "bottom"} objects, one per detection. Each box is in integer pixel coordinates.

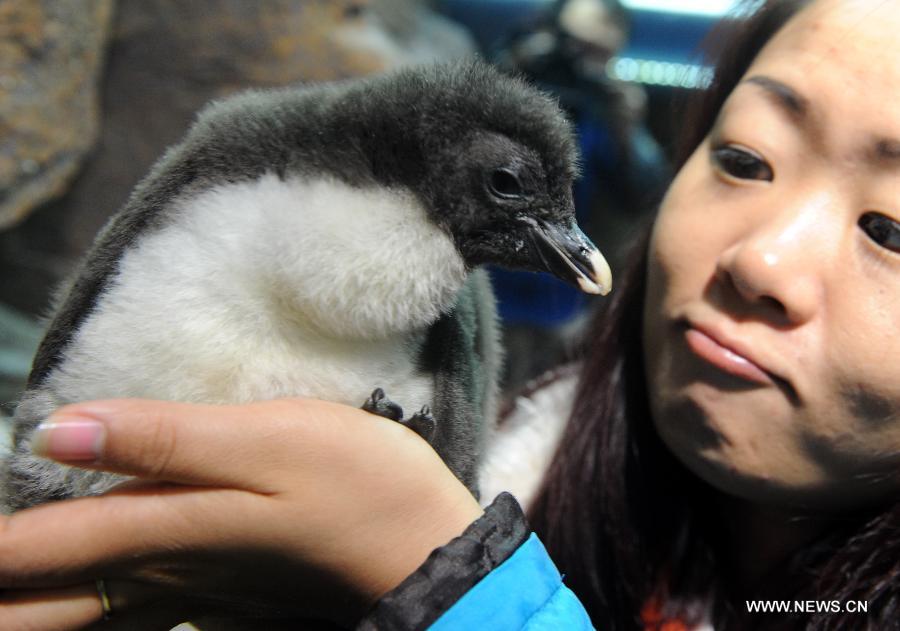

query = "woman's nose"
[{"left": 714, "top": 197, "right": 829, "bottom": 326}]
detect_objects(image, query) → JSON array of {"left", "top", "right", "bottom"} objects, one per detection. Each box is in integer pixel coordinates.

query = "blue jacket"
[
  {"left": 431, "top": 533, "right": 593, "bottom": 629},
  {"left": 358, "top": 492, "right": 594, "bottom": 630}
]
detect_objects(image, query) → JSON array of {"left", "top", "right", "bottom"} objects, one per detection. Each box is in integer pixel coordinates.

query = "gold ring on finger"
[{"left": 96, "top": 579, "right": 113, "bottom": 620}]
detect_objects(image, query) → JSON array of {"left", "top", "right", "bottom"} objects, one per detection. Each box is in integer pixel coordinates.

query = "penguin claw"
[
  {"left": 403, "top": 406, "right": 436, "bottom": 444},
  {"left": 360, "top": 389, "right": 436, "bottom": 444},
  {"left": 362, "top": 387, "right": 403, "bottom": 421}
]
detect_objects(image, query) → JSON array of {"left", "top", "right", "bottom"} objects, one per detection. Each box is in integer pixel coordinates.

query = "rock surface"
[{"left": 0, "top": 0, "right": 113, "bottom": 230}]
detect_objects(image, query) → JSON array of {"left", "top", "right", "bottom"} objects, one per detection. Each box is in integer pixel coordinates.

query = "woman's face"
[{"left": 644, "top": 0, "right": 900, "bottom": 510}]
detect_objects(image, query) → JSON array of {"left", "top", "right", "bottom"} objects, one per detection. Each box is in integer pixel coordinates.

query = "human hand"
[{"left": 0, "top": 398, "right": 483, "bottom": 629}]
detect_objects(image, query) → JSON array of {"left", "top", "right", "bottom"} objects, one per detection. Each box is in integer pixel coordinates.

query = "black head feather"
[{"left": 332, "top": 61, "right": 584, "bottom": 265}]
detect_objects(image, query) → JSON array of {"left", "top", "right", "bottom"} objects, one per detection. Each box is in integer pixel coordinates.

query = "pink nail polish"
[{"left": 31, "top": 419, "right": 106, "bottom": 461}]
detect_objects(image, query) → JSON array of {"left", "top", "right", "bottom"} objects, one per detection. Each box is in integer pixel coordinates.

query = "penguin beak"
[{"left": 519, "top": 216, "right": 612, "bottom": 295}]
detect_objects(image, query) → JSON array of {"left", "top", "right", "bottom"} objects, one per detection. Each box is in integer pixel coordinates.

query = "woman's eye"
[
  {"left": 711, "top": 145, "right": 774, "bottom": 182},
  {"left": 859, "top": 212, "right": 900, "bottom": 254}
]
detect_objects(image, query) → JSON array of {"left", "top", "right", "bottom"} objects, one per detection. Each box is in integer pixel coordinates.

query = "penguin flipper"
[{"left": 361, "top": 388, "right": 436, "bottom": 444}]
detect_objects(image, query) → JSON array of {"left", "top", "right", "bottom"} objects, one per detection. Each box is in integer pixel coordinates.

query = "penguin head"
[
  {"left": 353, "top": 61, "right": 612, "bottom": 295},
  {"left": 422, "top": 126, "right": 611, "bottom": 296}
]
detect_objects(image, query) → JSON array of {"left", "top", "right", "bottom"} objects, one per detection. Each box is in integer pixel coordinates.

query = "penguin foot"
[
  {"left": 361, "top": 389, "right": 436, "bottom": 443},
  {"left": 362, "top": 387, "right": 403, "bottom": 421},
  {"left": 402, "top": 405, "right": 436, "bottom": 443}
]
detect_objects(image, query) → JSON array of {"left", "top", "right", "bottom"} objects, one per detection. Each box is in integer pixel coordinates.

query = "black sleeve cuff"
[{"left": 356, "top": 492, "right": 529, "bottom": 631}]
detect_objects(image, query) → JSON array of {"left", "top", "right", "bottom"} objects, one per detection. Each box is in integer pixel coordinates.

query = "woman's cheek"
[{"left": 649, "top": 150, "right": 722, "bottom": 292}]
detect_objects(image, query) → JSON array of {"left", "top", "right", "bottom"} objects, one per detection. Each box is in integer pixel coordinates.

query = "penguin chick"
[{"left": 2, "top": 60, "right": 611, "bottom": 512}]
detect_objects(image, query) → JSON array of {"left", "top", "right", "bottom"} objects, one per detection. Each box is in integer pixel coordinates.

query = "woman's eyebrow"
[
  {"left": 741, "top": 74, "right": 900, "bottom": 171},
  {"left": 873, "top": 139, "right": 900, "bottom": 167},
  {"left": 743, "top": 75, "right": 813, "bottom": 126}
]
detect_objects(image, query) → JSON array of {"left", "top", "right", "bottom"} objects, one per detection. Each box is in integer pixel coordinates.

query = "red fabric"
[{"left": 640, "top": 595, "right": 694, "bottom": 631}]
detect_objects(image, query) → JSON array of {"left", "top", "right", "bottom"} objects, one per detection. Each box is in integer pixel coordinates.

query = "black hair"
[{"left": 527, "top": 1, "right": 900, "bottom": 629}]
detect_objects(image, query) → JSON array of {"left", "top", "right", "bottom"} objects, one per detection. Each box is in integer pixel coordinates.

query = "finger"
[
  {"left": 88, "top": 581, "right": 190, "bottom": 631},
  {"left": 0, "top": 580, "right": 182, "bottom": 631},
  {"left": 0, "top": 487, "right": 262, "bottom": 588},
  {"left": 29, "top": 397, "right": 355, "bottom": 490},
  {"left": 0, "top": 583, "right": 102, "bottom": 630}
]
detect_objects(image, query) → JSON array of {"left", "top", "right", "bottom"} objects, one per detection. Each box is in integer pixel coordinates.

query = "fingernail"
[{"left": 31, "top": 417, "right": 106, "bottom": 461}]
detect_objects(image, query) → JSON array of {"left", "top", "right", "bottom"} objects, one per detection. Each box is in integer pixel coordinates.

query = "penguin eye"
[{"left": 489, "top": 168, "right": 526, "bottom": 199}]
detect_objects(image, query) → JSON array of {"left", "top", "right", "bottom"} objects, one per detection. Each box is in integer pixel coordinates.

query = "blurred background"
[{"left": 0, "top": 0, "right": 746, "bottom": 420}]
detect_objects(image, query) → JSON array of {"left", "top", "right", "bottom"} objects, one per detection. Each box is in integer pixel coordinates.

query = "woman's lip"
[{"left": 684, "top": 326, "right": 775, "bottom": 386}]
